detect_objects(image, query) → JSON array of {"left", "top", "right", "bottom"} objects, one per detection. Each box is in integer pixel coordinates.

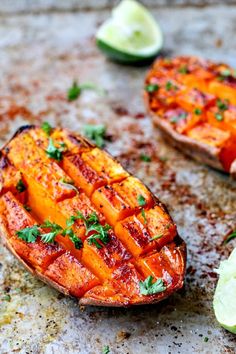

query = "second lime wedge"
[{"left": 213, "top": 247, "right": 236, "bottom": 334}]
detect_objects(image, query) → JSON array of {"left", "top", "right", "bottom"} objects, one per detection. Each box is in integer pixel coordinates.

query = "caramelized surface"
[
  {"left": 145, "top": 56, "right": 236, "bottom": 173},
  {"left": 0, "top": 126, "right": 186, "bottom": 306}
]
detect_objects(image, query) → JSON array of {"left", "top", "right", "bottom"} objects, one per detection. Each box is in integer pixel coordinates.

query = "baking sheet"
[{"left": 0, "top": 3, "right": 236, "bottom": 353}]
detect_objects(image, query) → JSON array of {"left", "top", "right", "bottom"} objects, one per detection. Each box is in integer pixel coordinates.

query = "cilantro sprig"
[
  {"left": 41, "top": 121, "right": 52, "bottom": 136},
  {"left": 139, "top": 275, "right": 166, "bottom": 296},
  {"left": 16, "top": 179, "right": 26, "bottom": 193},
  {"left": 16, "top": 225, "right": 40, "bottom": 243},
  {"left": 83, "top": 124, "right": 106, "bottom": 148},
  {"left": 16, "top": 217, "right": 83, "bottom": 249},
  {"left": 46, "top": 138, "right": 66, "bottom": 161},
  {"left": 68, "top": 211, "right": 111, "bottom": 249},
  {"left": 67, "top": 81, "right": 104, "bottom": 101},
  {"left": 145, "top": 84, "right": 159, "bottom": 93}
]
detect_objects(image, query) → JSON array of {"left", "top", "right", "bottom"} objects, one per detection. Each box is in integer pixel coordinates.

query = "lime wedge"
[
  {"left": 213, "top": 248, "right": 236, "bottom": 334},
  {"left": 96, "top": 0, "right": 163, "bottom": 64}
]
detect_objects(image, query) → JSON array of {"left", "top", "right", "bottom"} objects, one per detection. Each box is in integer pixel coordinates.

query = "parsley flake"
[
  {"left": 178, "top": 65, "right": 188, "bottom": 74},
  {"left": 216, "top": 99, "right": 228, "bottom": 112},
  {"left": 141, "top": 209, "right": 147, "bottom": 224},
  {"left": 72, "top": 211, "right": 111, "bottom": 249},
  {"left": 137, "top": 195, "right": 146, "bottom": 207},
  {"left": 16, "top": 225, "right": 40, "bottom": 243},
  {"left": 145, "top": 84, "right": 159, "bottom": 93},
  {"left": 139, "top": 275, "right": 166, "bottom": 295},
  {"left": 40, "top": 220, "right": 63, "bottom": 243},
  {"left": 46, "top": 138, "right": 66, "bottom": 161},
  {"left": 140, "top": 154, "right": 151, "bottom": 162},
  {"left": 67, "top": 81, "right": 104, "bottom": 101},
  {"left": 151, "top": 234, "right": 163, "bottom": 241},
  {"left": 41, "top": 121, "right": 52, "bottom": 136},
  {"left": 16, "top": 179, "right": 26, "bottom": 193},
  {"left": 102, "top": 345, "right": 110, "bottom": 354},
  {"left": 215, "top": 113, "right": 223, "bottom": 121},
  {"left": 165, "top": 81, "right": 178, "bottom": 91},
  {"left": 83, "top": 124, "right": 106, "bottom": 148},
  {"left": 194, "top": 108, "right": 202, "bottom": 115}
]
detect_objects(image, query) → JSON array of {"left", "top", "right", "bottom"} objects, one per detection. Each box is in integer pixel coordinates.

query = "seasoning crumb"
[
  {"left": 204, "top": 336, "right": 209, "bottom": 342},
  {"left": 116, "top": 330, "right": 131, "bottom": 342}
]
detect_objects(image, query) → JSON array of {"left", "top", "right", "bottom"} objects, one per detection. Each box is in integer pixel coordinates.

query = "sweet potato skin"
[
  {"left": 0, "top": 125, "right": 186, "bottom": 307},
  {"left": 144, "top": 56, "right": 236, "bottom": 177}
]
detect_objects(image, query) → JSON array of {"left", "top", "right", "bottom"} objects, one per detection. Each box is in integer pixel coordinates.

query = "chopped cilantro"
[
  {"left": 40, "top": 220, "right": 63, "bottom": 243},
  {"left": 68, "top": 211, "right": 111, "bottom": 249},
  {"left": 46, "top": 138, "right": 66, "bottom": 161},
  {"left": 83, "top": 124, "right": 106, "bottom": 148},
  {"left": 216, "top": 99, "right": 228, "bottom": 112},
  {"left": 151, "top": 234, "right": 163, "bottom": 241},
  {"left": 23, "top": 205, "right": 32, "bottom": 212},
  {"left": 41, "top": 121, "right": 52, "bottom": 136},
  {"left": 170, "top": 112, "right": 187, "bottom": 124},
  {"left": 67, "top": 81, "right": 104, "bottom": 101},
  {"left": 165, "top": 81, "right": 177, "bottom": 91},
  {"left": 102, "top": 346, "right": 110, "bottom": 354},
  {"left": 139, "top": 275, "right": 166, "bottom": 295},
  {"left": 16, "top": 225, "right": 40, "bottom": 243},
  {"left": 141, "top": 209, "right": 147, "bottom": 224},
  {"left": 16, "top": 179, "right": 26, "bottom": 193},
  {"left": 137, "top": 195, "right": 146, "bottom": 207},
  {"left": 145, "top": 84, "right": 159, "bottom": 93},
  {"left": 140, "top": 154, "right": 151, "bottom": 162},
  {"left": 194, "top": 108, "right": 202, "bottom": 115},
  {"left": 178, "top": 65, "right": 188, "bottom": 74},
  {"left": 215, "top": 113, "right": 223, "bottom": 121}
]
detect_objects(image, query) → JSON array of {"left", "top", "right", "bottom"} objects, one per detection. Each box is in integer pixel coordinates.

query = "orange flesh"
[
  {"left": 146, "top": 56, "right": 236, "bottom": 172},
  {"left": 0, "top": 126, "right": 185, "bottom": 305}
]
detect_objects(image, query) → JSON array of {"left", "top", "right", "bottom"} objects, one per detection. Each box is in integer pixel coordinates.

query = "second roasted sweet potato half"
[
  {"left": 144, "top": 56, "right": 236, "bottom": 178},
  {"left": 0, "top": 125, "right": 186, "bottom": 306}
]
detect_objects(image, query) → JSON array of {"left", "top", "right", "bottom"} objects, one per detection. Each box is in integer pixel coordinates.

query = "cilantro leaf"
[
  {"left": 83, "top": 124, "right": 106, "bottom": 148},
  {"left": 41, "top": 122, "right": 52, "bottom": 136},
  {"left": 139, "top": 276, "right": 166, "bottom": 295},
  {"left": 16, "top": 179, "right": 26, "bottom": 193},
  {"left": 74, "top": 211, "right": 111, "bottom": 249},
  {"left": 145, "top": 84, "right": 159, "bottom": 93},
  {"left": 137, "top": 195, "right": 146, "bottom": 206},
  {"left": 62, "top": 228, "right": 83, "bottom": 249},
  {"left": 194, "top": 108, "right": 202, "bottom": 115},
  {"left": 46, "top": 138, "right": 66, "bottom": 161},
  {"left": 102, "top": 346, "right": 110, "bottom": 354},
  {"left": 67, "top": 81, "right": 104, "bottom": 101},
  {"left": 141, "top": 209, "right": 147, "bottom": 224},
  {"left": 16, "top": 225, "right": 40, "bottom": 243},
  {"left": 140, "top": 154, "right": 151, "bottom": 162},
  {"left": 216, "top": 99, "right": 228, "bottom": 112},
  {"left": 178, "top": 65, "right": 188, "bottom": 74},
  {"left": 40, "top": 220, "right": 63, "bottom": 243}
]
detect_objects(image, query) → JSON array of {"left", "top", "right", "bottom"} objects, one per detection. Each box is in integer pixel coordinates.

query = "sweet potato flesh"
[
  {"left": 145, "top": 56, "right": 236, "bottom": 173},
  {"left": 0, "top": 126, "right": 185, "bottom": 306}
]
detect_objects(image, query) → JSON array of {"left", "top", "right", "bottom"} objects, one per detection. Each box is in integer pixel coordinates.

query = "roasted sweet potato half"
[
  {"left": 0, "top": 125, "right": 186, "bottom": 306},
  {"left": 144, "top": 56, "right": 236, "bottom": 177}
]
